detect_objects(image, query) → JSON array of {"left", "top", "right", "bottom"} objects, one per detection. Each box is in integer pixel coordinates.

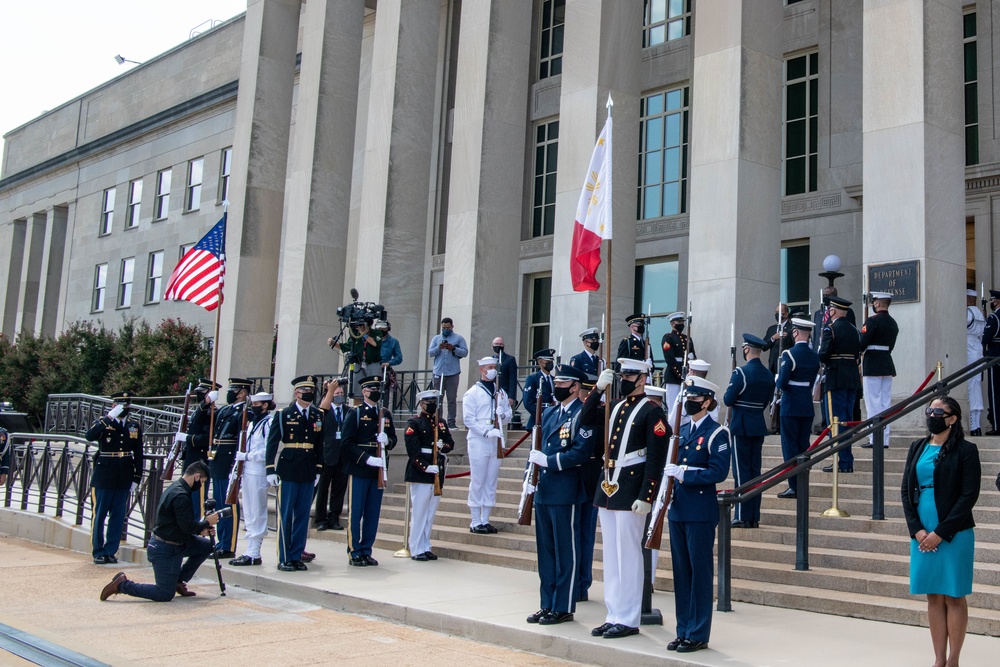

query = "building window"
[
  {"left": 529, "top": 275, "right": 552, "bottom": 360},
  {"left": 634, "top": 259, "right": 678, "bottom": 348},
  {"left": 784, "top": 52, "right": 818, "bottom": 196},
  {"left": 643, "top": 0, "right": 690, "bottom": 48},
  {"left": 147, "top": 251, "right": 164, "bottom": 304},
  {"left": 965, "top": 12, "right": 979, "bottom": 166},
  {"left": 186, "top": 158, "right": 204, "bottom": 211},
  {"left": 538, "top": 0, "right": 565, "bottom": 79},
  {"left": 100, "top": 188, "right": 115, "bottom": 236},
  {"left": 532, "top": 120, "right": 559, "bottom": 237},
  {"left": 179, "top": 242, "right": 194, "bottom": 260},
  {"left": 93, "top": 264, "right": 108, "bottom": 312},
  {"left": 126, "top": 179, "right": 142, "bottom": 229},
  {"left": 781, "top": 243, "right": 810, "bottom": 312},
  {"left": 638, "top": 87, "right": 689, "bottom": 220},
  {"left": 118, "top": 257, "right": 135, "bottom": 309},
  {"left": 219, "top": 147, "right": 233, "bottom": 203},
  {"left": 155, "top": 170, "right": 171, "bottom": 219}
]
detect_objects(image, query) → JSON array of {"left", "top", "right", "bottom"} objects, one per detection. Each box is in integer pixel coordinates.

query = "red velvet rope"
[{"left": 443, "top": 430, "right": 531, "bottom": 479}]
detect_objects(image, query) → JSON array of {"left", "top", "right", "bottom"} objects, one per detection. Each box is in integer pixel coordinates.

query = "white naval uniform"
[
  {"left": 968, "top": 305, "right": 986, "bottom": 430},
  {"left": 239, "top": 415, "right": 271, "bottom": 559},
  {"left": 462, "top": 381, "right": 512, "bottom": 527}
]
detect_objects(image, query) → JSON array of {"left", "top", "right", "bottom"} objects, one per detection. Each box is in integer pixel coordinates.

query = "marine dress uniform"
[
  {"left": 463, "top": 358, "right": 513, "bottom": 532},
  {"left": 859, "top": 292, "right": 899, "bottom": 447},
  {"left": 818, "top": 295, "right": 861, "bottom": 471},
  {"left": 523, "top": 348, "right": 556, "bottom": 429},
  {"left": 210, "top": 377, "right": 252, "bottom": 555},
  {"left": 664, "top": 377, "right": 731, "bottom": 654},
  {"left": 265, "top": 377, "right": 324, "bottom": 571},
  {"left": 592, "top": 358, "right": 669, "bottom": 639},
  {"left": 85, "top": 391, "right": 144, "bottom": 564},
  {"left": 777, "top": 320, "right": 821, "bottom": 496},
  {"left": 570, "top": 328, "right": 604, "bottom": 376},
  {"left": 661, "top": 312, "right": 695, "bottom": 408},
  {"left": 723, "top": 335, "right": 775, "bottom": 527},
  {"left": 341, "top": 375, "right": 397, "bottom": 566},
  {"left": 404, "top": 390, "right": 454, "bottom": 560},
  {"left": 982, "top": 289, "right": 1000, "bottom": 434},
  {"left": 967, "top": 289, "right": 986, "bottom": 434}
]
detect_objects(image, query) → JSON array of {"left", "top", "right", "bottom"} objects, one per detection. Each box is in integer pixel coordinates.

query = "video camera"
[
  {"left": 337, "top": 288, "right": 387, "bottom": 328},
  {"left": 203, "top": 499, "right": 233, "bottom": 520}
]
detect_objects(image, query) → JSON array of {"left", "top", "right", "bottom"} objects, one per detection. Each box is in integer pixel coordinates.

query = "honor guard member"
[
  {"left": 463, "top": 357, "right": 513, "bottom": 533},
  {"left": 776, "top": 319, "right": 821, "bottom": 498},
  {"left": 966, "top": 289, "right": 986, "bottom": 435},
  {"left": 617, "top": 313, "right": 650, "bottom": 367},
  {"left": 231, "top": 392, "right": 274, "bottom": 566},
  {"left": 570, "top": 328, "right": 604, "bottom": 376},
  {"left": 661, "top": 312, "right": 696, "bottom": 408},
  {"left": 982, "top": 290, "right": 1000, "bottom": 434},
  {"left": 667, "top": 359, "right": 718, "bottom": 428},
  {"left": 525, "top": 364, "right": 596, "bottom": 626},
  {"left": 575, "top": 373, "right": 603, "bottom": 602},
  {"left": 860, "top": 292, "right": 899, "bottom": 447},
  {"left": 177, "top": 378, "right": 220, "bottom": 512},
  {"left": 818, "top": 295, "right": 861, "bottom": 472},
  {"left": 209, "top": 377, "right": 252, "bottom": 556},
  {"left": 341, "top": 375, "right": 397, "bottom": 566},
  {"left": 265, "top": 376, "right": 324, "bottom": 571},
  {"left": 404, "top": 390, "right": 454, "bottom": 561},
  {"left": 523, "top": 349, "right": 556, "bottom": 429},
  {"left": 591, "top": 359, "right": 669, "bottom": 640},
  {"left": 316, "top": 379, "right": 351, "bottom": 531},
  {"left": 663, "top": 377, "right": 731, "bottom": 654},
  {"left": 85, "top": 391, "right": 144, "bottom": 564},
  {"left": 723, "top": 335, "right": 775, "bottom": 528}
]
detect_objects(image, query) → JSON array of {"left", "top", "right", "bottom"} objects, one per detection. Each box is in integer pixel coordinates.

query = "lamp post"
[{"left": 818, "top": 254, "right": 844, "bottom": 289}]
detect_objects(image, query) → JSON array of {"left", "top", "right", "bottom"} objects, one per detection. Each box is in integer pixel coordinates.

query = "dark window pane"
[
  {"left": 809, "top": 154, "right": 817, "bottom": 192},
  {"left": 547, "top": 143, "right": 559, "bottom": 171},
  {"left": 537, "top": 125, "right": 545, "bottom": 143},
  {"left": 549, "top": 121, "right": 559, "bottom": 140},
  {"left": 809, "top": 52, "right": 818, "bottom": 75},
  {"left": 539, "top": 61, "right": 549, "bottom": 79},
  {"left": 534, "top": 177, "right": 544, "bottom": 206},
  {"left": 965, "top": 42, "right": 977, "bottom": 83},
  {"left": 786, "top": 119, "right": 806, "bottom": 157},
  {"left": 809, "top": 78, "right": 818, "bottom": 115},
  {"left": 535, "top": 146, "right": 545, "bottom": 175},
  {"left": 966, "top": 83, "right": 978, "bottom": 124},
  {"left": 966, "top": 125, "right": 979, "bottom": 166},
  {"left": 540, "top": 31, "right": 550, "bottom": 57},
  {"left": 785, "top": 245, "right": 811, "bottom": 304},
  {"left": 543, "top": 205, "right": 555, "bottom": 236},
  {"left": 964, "top": 12, "right": 976, "bottom": 39},
  {"left": 550, "top": 57, "right": 562, "bottom": 77},
  {"left": 552, "top": 25, "right": 564, "bottom": 55},
  {"left": 786, "top": 157, "right": 805, "bottom": 195},
  {"left": 532, "top": 207, "right": 542, "bottom": 237},
  {"left": 787, "top": 82, "right": 806, "bottom": 120},
  {"left": 545, "top": 174, "right": 557, "bottom": 204},
  {"left": 542, "top": 0, "right": 552, "bottom": 30},
  {"left": 787, "top": 55, "right": 806, "bottom": 81},
  {"left": 809, "top": 116, "right": 818, "bottom": 152}
]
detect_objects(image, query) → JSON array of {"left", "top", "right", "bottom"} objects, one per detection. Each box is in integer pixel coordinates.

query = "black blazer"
[{"left": 901, "top": 436, "right": 981, "bottom": 542}]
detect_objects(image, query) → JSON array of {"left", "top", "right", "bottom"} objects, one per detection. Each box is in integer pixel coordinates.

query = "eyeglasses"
[{"left": 924, "top": 408, "right": 953, "bottom": 418}]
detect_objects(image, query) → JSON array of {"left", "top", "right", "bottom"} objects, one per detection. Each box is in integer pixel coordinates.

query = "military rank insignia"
[
  {"left": 663, "top": 342, "right": 671, "bottom": 350},
  {"left": 861, "top": 325, "right": 867, "bottom": 333},
  {"left": 405, "top": 426, "right": 415, "bottom": 435},
  {"left": 654, "top": 420, "right": 667, "bottom": 436}
]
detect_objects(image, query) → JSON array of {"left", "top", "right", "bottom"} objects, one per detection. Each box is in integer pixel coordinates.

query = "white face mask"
[{"left": 484, "top": 368, "right": 498, "bottom": 381}]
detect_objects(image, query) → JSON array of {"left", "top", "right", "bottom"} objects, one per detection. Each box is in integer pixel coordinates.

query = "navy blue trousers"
[
  {"left": 277, "top": 480, "right": 313, "bottom": 563},
  {"left": 780, "top": 416, "right": 813, "bottom": 492},
  {"left": 829, "top": 388, "right": 856, "bottom": 468},
  {"left": 535, "top": 503, "right": 581, "bottom": 613},
  {"left": 347, "top": 475, "right": 383, "bottom": 558},
  {"left": 210, "top": 475, "right": 238, "bottom": 552},
  {"left": 730, "top": 434, "right": 763, "bottom": 522},
  {"left": 119, "top": 536, "right": 213, "bottom": 601},
  {"left": 577, "top": 500, "right": 598, "bottom": 596},
  {"left": 668, "top": 519, "right": 717, "bottom": 643},
  {"left": 92, "top": 487, "right": 129, "bottom": 558}
]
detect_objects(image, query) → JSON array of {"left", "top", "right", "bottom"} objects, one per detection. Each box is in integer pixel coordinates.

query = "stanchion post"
[
  {"left": 822, "top": 417, "right": 850, "bottom": 518},
  {"left": 795, "top": 460, "right": 810, "bottom": 570},
  {"left": 393, "top": 482, "right": 411, "bottom": 558},
  {"left": 716, "top": 503, "right": 733, "bottom": 612},
  {"left": 872, "top": 416, "right": 885, "bottom": 520}
]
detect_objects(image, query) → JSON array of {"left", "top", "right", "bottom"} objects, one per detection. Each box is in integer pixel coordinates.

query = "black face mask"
[
  {"left": 684, "top": 399, "right": 705, "bottom": 416},
  {"left": 634, "top": 324, "right": 646, "bottom": 335},
  {"left": 300, "top": 391, "right": 315, "bottom": 403},
  {"left": 425, "top": 402, "right": 438, "bottom": 415},
  {"left": 927, "top": 416, "right": 949, "bottom": 435},
  {"left": 585, "top": 340, "right": 599, "bottom": 351},
  {"left": 620, "top": 379, "right": 639, "bottom": 396},
  {"left": 539, "top": 361, "right": 552, "bottom": 371},
  {"left": 195, "top": 390, "right": 206, "bottom": 403},
  {"left": 251, "top": 405, "right": 265, "bottom": 417},
  {"left": 493, "top": 345, "right": 504, "bottom": 354},
  {"left": 674, "top": 323, "right": 685, "bottom": 333},
  {"left": 367, "top": 391, "right": 381, "bottom": 403},
  {"left": 553, "top": 386, "right": 573, "bottom": 403},
  {"left": 226, "top": 390, "right": 238, "bottom": 404},
  {"left": 742, "top": 348, "right": 749, "bottom": 362}
]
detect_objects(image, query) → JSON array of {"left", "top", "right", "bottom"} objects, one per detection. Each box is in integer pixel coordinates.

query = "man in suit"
[
  {"left": 265, "top": 376, "right": 324, "bottom": 571},
  {"left": 860, "top": 291, "right": 899, "bottom": 447},
  {"left": 492, "top": 337, "right": 519, "bottom": 409},
  {"left": 762, "top": 304, "right": 793, "bottom": 375},
  {"left": 404, "top": 389, "right": 454, "bottom": 561},
  {"left": 524, "top": 364, "right": 596, "bottom": 626},
  {"left": 315, "top": 378, "right": 351, "bottom": 531},
  {"left": 776, "top": 319, "right": 821, "bottom": 498},
  {"left": 819, "top": 295, "right": 862, "bottom": 473},
  {"left": 661, "top": 312, "right": 695, "bottom": 408},
  {"left": 523, "top": 349, "right": 555, "bottom": 430},
  {"left": 570, "top": 328, "right": 603, "bottom": 376},
  {"left": 663, "top": 377, "right": 731, "bottom": 654},
  {"left": 723, "top": 334, "right": 775, "bottom": 528},
  {"left": 982, "top": 290, "right": 1000, "bottom": 434}
]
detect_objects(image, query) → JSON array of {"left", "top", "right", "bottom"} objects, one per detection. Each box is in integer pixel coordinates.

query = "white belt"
[
  {"left": 682, "top": 465, "right": 706, "bottom": 472},
  {"left": 622, "top": 448, "right": 647, "bottom": 463},
  {"left": 477, "top": 419, "right": 494, "bottom": 424},
  {"left": 674, "top": 357, "right": 684, "bottom": 362},
  {"left": 420, "top": 448, "right": 433, "bottom": 454},
  {"left": 788, "top": 380, "right": 810, "bottom": 387},
  {"left": 866, "top": 345, "right": 890, "bottom": 351}
]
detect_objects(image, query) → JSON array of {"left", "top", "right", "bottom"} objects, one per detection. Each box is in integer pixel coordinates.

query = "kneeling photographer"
[{"left": 100, "top": 461, "right": 222, "bottom": 602}]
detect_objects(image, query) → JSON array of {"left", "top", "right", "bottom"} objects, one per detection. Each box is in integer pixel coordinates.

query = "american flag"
[{"left": 164, "top": 214, "right": 226, "bottom": 311}]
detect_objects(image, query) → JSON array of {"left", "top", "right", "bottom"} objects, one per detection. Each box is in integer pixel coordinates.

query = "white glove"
[
  {"left": 597, "top": 369, "right": 615, "bottom": 391},
  {"left": 108, "top": 405, "right": 124, "bottom": 419},
  {"left": 645, "top": 358, "right": 654, "bottom": 366},
  {"left": 376, "top": 432, "right": 389, "bottom": 446},
  {"left": 235, "top": 451, "right": 248, "bottom": 462},
  {"left": 486, "top": 428, "right": 503, "bottom": 440},
  {"left": 425, "top": 465, "right": 440, "bottom": 474},
  {"left": 174, "top": 433, "right": 187, "bottom": 444},
  {"left": 130, "top": 482, "right": 139, "bottom": 494},
  {"left": 266, "top": 474, "right": 279, "bottom": 487},
  {"left": 315, "top": 474, "right": 321, "bottom": 488},
  {"left": 522, "top": 480, "right": 536, "bottom": 495},
  {"left": 528, "top": 450, "right": 548, "bottom": 468},
  {"left": 664, "top": 463, "right": 684, "bottom": 482},
  {"left": 366, "top": 456, "right": 385, "bottom": 469},
  {"left": 631, "top": 499, "right": 652, "bottom": 515},
  {"left": 207, "top": 390, "right": 219, "bottom": 403}
]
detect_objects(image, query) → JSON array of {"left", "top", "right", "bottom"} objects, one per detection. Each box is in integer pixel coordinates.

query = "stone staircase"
[{"left": 308, "top": 430, "right": 1000, "bottom": 636}]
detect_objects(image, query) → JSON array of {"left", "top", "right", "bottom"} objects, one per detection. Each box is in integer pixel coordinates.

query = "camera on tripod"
[{"left": 336, "top": 288, "right": 387, "bottom": 329}]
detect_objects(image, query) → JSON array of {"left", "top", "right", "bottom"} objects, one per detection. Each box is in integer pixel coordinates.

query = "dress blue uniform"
[
  {"left": 210, "top": 377, "right": 252, "bottom": 554},
  {"left": 722, "top": 335, "right": 775, "bottom": 526},
  {"left": 85, "top": 391, "right": 144, "bottom": 563},
  {"left": 667, "top": 378, "right": 730, "bottom": 650},
  {"left": 576, "top": 378, "right": 605, "bottom": 601},
  {"left": 818, "top": 296, "right": 861, "bottom": 470},
  {"left": 523, "top": 349, "right": 556, "bottom": 429},
  {"left": 265, "top": 377, "right": 324, "bottom": 569},
  {"left": 778, "top": 330, "right": 821, "bottom": 493},
  {"left": 570, "top": 350, "right": 602, "bottom": 376}
]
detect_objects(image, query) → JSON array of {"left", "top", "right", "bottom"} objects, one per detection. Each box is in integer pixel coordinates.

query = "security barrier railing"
[{"left": 45, "top": 394, "right": 182, "bottom": 438}]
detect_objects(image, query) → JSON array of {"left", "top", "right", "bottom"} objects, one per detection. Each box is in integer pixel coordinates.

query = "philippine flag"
[{"left": 570, "top": 115, "right": 612, "bottom": 291}]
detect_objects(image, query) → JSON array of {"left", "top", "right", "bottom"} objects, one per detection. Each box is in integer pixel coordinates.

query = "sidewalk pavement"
[{"left": 3, "top": 510, "right": 1000, "bottom": 666}]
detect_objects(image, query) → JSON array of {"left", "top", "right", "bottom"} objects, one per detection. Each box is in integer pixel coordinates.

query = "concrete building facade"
[{"left": 0, "top": 0, "right": 988, "bottom": 416}]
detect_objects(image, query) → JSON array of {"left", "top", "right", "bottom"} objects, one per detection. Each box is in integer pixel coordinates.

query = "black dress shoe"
[
  {"left": 731, "top": 520, "right": 758, "bottom": 528},
  {"left": 603, "top": 624, "right": 639, "bottom": 639},
  {"left": 970, "top": 428, "right": 983, "bottom": 436},
  {"left": 777, "top": 488, "right": 796, "bottom": 499},
  {"left": 349, "top": 556, "right": 368, "bottom": 567},
  {"left": 300, "top": 551, "right": 316, "bottom": 563},
  {"left": 860, "top": 443, "right": 873, "bottom": 449},
  {"left": 423, "top": 551, "right": 438, "bottom": 560},
  {"left": 363, "top": 555, "right": 379, "bottom": 566},
  {"left": 667, "top": 637, "right": 686, "bottom": 651},
  {"left": 214, "top": 549, "right": 236, "bottom": 559},
  {"left": 482, "top": 523, "right": 499, "bottom": 534},
  {"left": 821, "top": 464, "right": 853, "bottom": 473},
  {"left": 539, "top": 611, "right": 574, "bottom": 625},
  {"left": 293, "top": 561, "right": 308, "bottom": 571},
  {"left": 411, "top": 553, "right": 429, "bottom": 561},
  {"left": 94, "top": 555, "right": 110, "bottom": 565},
  {"left": 106, "top": 555, "right": 118, "bottom": 564},
  {"left": 229, "top": 555, "right": 262, "bottom": 566},
  {"left": 331, "top": 522, "right": 344, "bottom": 531},
  {"left": 277, "top": 562, "right": 296, "bottom": 572},
  {"left": 985, "top": 430, "right": 1000, "bottom": 436},
  {"left": 470, "top": 525, "right": 490, "bottom": 534},
  {"left": 314, "top": 521, "right": 329, "bottom": 531},
  {"left": 590, "top": 622, "right": 614, "bottom": 636},
  {"left": 527, "top": 608, "right": 550, "bottom": 624},
  {"left": 676, "top": 639, "right": 708, "bottom": 653}
]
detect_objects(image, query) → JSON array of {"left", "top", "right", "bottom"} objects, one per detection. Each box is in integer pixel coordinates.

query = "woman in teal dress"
[{"left": 901, "top": 397, "right": 981, "bottom": 667}]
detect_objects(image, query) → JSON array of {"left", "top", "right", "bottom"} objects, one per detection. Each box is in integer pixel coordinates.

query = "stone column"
[
  {"left": 34, "top": 206, "right": 68, "bottom": 336},
  {"left": 272, "top": 0, "right": 364, "bottom": 402},
  {"left": 441, "top": 0, "right": 532, "bottom": 392},
  {"left": 355, "top": 0, "right": 441, "bottom": 372},
  {"left": 863, "top": 0, "right": 965, "bottom": 421},
  {"left": 549, "top": 0, "right": 643, "bottom": 363},
  {"left": 1, "top": 219, "right": 27, "bottom": 338},
  {"left": 687, "top": 0, "right": 783, "bottom": 374},
  {"left": 216, "top": 0, "right": 300, "bottom": 383},
  {"left": 15, "top": 212, "right": 47, "bottom": 334}
]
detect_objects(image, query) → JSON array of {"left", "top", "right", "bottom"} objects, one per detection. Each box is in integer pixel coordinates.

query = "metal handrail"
[{"left": 45, "top": 394, "right": 183, "bottom": 437}]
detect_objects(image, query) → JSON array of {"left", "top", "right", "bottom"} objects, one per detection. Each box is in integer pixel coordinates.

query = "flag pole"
[
  {"left": 207, "top": 202, "right": 229, "bottom": 451},
  {"left": 602, "top": 94, "right": 614, "bottom": 493}
]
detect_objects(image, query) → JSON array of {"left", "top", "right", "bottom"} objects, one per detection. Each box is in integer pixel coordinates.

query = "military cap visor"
[
  {"left": 791, "top": 317, "right": 815, "bottom": 330},
  {"left": 359, "top": 375, "right": 383, "bottom": 389},
  {"left": 688, "top": 359, "right": 711, "bottom": 372},
  {"left": 228, "top": 377, "right": 253, "bottom": 389},
  {"left": 617, "top": 358, "right": 651, "bottom": 373},
  {"left": 291, "top": 375, "right": 318, "bottom": 389},
  {"left": 990, "top": 290, "right": 1000, "bottom": 300},
  {"left": 197, "top": 377, "right": 222, "bottom": 390},
  {"left": 667, "top": 311, "right": 685, "bottom": 321},
  {"left": 742, "top": 333, "right": 767, "bottom": 349},
  {"left": 579, "top": 328, "right": 599, "bottom": 339},
  {"left": 581, "top": 373, "right": 598, "bottom": 389},
  {"left": 827, "top": 295, "right": 852, "bottom": 310},
  {"left": 532, "top": 348, "right": 556, "bottom": 360},
  {"left": 870, "top": 291, "right": 893, "bottom": 301},
  {"left": 553, "top": 364, "right": 588, "bottom": 383},
  {"left": 110, "top": 391, "right": 134, "bottom": 402},
  {"left": 684, "top": 376, "right": 719, "bottom": 397},
  {"left": 250, "top": 392, "right": 273, "bottom": 402},
  {"left": 416, "top": 389, "right": 439, "bottom": 402},
  {"left": 625, "top": 313, "right": 646, "bottom": 324}
]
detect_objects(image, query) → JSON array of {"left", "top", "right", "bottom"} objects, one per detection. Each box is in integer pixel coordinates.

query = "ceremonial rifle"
[
  {"left": 161, "top": 383, "right": 192, "bottom": 481},
  {"left": 517, "top": 372, "right": 545, "bottom": 526},
  {"left": 376, "top": 366, "right": 389, "bottom": 489},
  {"left": 492, "top": 370, "right": 504, "bottom": 460},
  {"left": 432, "top": 374, "right": 443, "bottom": 497},
  {"left": 224, "top": 401, "right": 249, "bottom": 505},
  {"left": 982, "top": 282, "right": 988, "bottom": 318},
  {"left": 768, "top": 306, "right": 786, "bottom": 433}
]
